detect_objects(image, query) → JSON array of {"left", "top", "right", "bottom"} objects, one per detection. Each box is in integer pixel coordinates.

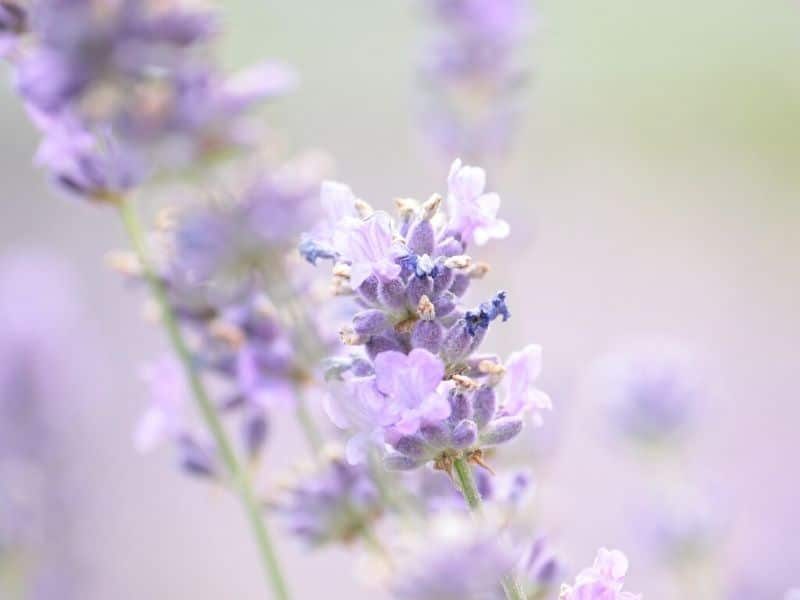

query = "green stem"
[
  {"left": 119, "top": 200, "right": 291, "bottom": 600},
  {"left": 453, "top": 457, "right": 527, "bottom": 600}
]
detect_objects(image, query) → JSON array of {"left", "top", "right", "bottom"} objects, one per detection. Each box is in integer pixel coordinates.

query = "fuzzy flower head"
[
  {"left": 559, "top": 548, "right": 642, "bottom": 600},
  {"left": 447, "top": 159, "right": 509, "bottom": 246},
  {"left": 274, "top": 448, "right": 382, "bottom": 547},
  {"left": 592, "top": 340, "right": 702, "bottom": 444}
]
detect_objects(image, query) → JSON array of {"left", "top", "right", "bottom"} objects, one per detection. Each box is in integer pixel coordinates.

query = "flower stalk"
[
  {"left": 453, "top": 456, "right": 527, "bottom": 600},
  {"left": 118, "top": 198, "right": 291, "bottom": 600}
]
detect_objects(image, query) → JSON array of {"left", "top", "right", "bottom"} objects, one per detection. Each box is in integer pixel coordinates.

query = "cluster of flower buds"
[
  {"left": 272, "top": 446, "right": 383, "bottom": 547},
  {"left": 115, "top": 156, "right": 335, "bottom": 475},
  {"left": 416, "top": 0, "right": 531, "bottom": 163},
  {"left": 301, "top": 160, "right": 550, "bottom": 474},
  {"left": 1, "top": 0, "right": 295, "bottom": 201}
]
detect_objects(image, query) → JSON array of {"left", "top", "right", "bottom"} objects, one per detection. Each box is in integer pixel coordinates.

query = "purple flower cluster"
[
  {"left": 417, "top": 0, "right": 530, "bottom": 163},
  {"left": 120, "top": 157, "right": 333, "bottom": 474},
  {"left": 274, "top": 449, "right": 382, "bottom": 547},
  {"left": 559, "top": 548, "right": 642, "bottom": 600},
  {"left": 2, "top": 0, "right": 294, "bottom": 201},
  {"left": 303, "top": 160, "right": 549, "bottom": 471}
]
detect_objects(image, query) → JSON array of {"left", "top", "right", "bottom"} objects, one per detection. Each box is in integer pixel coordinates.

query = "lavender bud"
[
  {"left": 357, "top": 275, "right": 380, "bottom": 305},
  {"left": 472, "top": 385, "right": 497, "bottom": 429},
  {"left": 378, "top": 278, "right": 407, "bottom": 310},
  {"left": 441, "top": 319, "right": 472, "bottom": 363},
  {"left": 436, "top": 236, "right": 464, "bottom": 257},
  {"left": 480, "top": 416, "right": 523, "bottom": 445},
  {"left": 352, "top": 309, "right": 390, "bottom": 336},
  {"left": 366, "top": 333, "right": 404, "bottom": 360},
  {"left": 432, "top": 265, "right": 455, "bottom": 296},
  {"left": 411, "top": 319, "right": 443, "bottom": 353},
  {"left": 450, "top": 273, "right": 471, "bottom": 297},
  {"left": 242, "top": 410, "right": 269, "bottom": 458},
  {"left": 384, "top": 453, "right": 423, "bottom": 471},
  {"left": 350, "top": 357, "right": 374, "bottom": 377},
  {"left": 407, "top": 220, "right": 435, "bottom": 256},
  {"left": 433, "top": 292, "right": 457, "bottom": 318},
  {"left": 419, "top": 422, "right": 450, "bottom": 449},
  {"left": 177, "top": 436, "right": 217, "bottom": 478},
  {"left": 448, "top": 390, "right": 473, "bottom": 424},
  {"left": 452, "top": 419, "right": 478, "bottom": 449},
  {"left": 406, "top": 275, "right": 434, "bottom": 306},
  {"left": 393, "top": 435, "right": 429, "bottom": 459}
]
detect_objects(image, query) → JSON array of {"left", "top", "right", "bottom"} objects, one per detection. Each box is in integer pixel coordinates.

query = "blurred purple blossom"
[
  {"left": 559, "top": 548, "right": 642, "bottom": 600},
  {"left": 446, "top": 159, "right": 509, "bottom": 245}
]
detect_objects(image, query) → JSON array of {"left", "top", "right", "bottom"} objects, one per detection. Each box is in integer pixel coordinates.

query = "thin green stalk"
[
  {"left": 453, "top": 457, "right": 527, "bottom": 600},
  {"left": 118, "top": 200, "right": 290, "bottom": 600}
]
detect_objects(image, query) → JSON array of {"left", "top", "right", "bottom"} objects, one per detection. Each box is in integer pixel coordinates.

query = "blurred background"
[{"left": 1, "top": 0, "right": 798, "bottom": 598}]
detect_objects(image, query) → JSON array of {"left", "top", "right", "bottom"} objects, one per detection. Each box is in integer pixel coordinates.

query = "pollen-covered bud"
[
  {"left": 417, "top": 295, "right": 436, "bottom": 321},
  {"left": 209, "top": 319, "right": 246, "bottom": 348},
  {"left": 352, "top": 309, "right": 390, "bottom": 336},
  {"left": 443, "top": 255, "right": 471, "bottom": 270},
  {"left": 378, "top": 278, "right": 407, "bottom": 310},
  {"left": 339, "top": 326, "right": 366, "bottom": 346},
  {"left": 472, "top": 385, "right": 497, "bottom": 429},
  {"left": 331, "top": 275, "right": 352, "bottom": 296},
  {"left": 333, "top": 263, "right": 351, "bottom": 279},
  {"left": 452, "top": 419, "right": 478, "bottom": 449},
  {"left": 105, "top": 250, "right": 142, "bottom": 276},
  {"left": 407, "top": 275, "right": 434, "bottom": 306},
  {"left": 480, "top": 416, "right": 523, "bottom": 445},
  {"left": 467, "top": 262, "right": 490, "bottom": 279},
  {"left": 411, "top": 319, "right": 443, "bottom": 353},
  {"left": 421, "top": 193, "right": 442, "bottom": 220},
  {"left": 451, "top": 374, "right": 478, "bottom": 391},
  {"left": 395, "top": 197, "right": 420, "bottom": 219},
  {"left": 450, "top": 273, "right": 470, "bottom": 297},
  {"left": 354, "top": 198, "right": 374, "bottom": 219},
  {"left": 408, "top": 219, "right": 435, "bottom": 255}
]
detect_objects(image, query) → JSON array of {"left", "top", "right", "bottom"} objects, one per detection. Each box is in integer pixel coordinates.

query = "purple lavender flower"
[
  {"left": 307, "top": 161, "right": 549, "bottom": 471},
  {"left": 502, "top": 344, "right": 551, "bottom": 426},
  {"left": 274, "top": 449, "right": 382, "bottom": 546},
  {"left": 446, "top": 159, "right": 509, "bottom": 245},
  {"left": 417, "top": 0, "right": 530, "bottom": 163},
  {"left": 592, "top": 341, "right": 701, "bottom": 444},
  {"left": 0, "top": 0, "right": 26, "bottom": 57},
  {"left": 390, "top": 512, "right": 519, "bottom": 600},
  {"left": 559, "top": 548, "right": 642, "bottom": 600}
]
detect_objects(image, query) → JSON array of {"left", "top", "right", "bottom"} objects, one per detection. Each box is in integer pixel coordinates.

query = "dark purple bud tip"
[
  {"left": 448, "top": 390, "right": 473, "bottom": 424},
  {"left": 419, "top": 422, "right": 451, "bottom": 449},
  {"left": 452, "top": 419, "right": 478, "bottom": 449},
  {"left": 406, "top": 275, "right": 434, "bottom": 306},
  {"left": 480, "top": 416, "right": 523, "bottom": 446},
  {"left": 357, "top": 275, "right": 380, "bottom": 305},
  {"left": 177, "top": 437, "right": 217, "bottom": 478}
]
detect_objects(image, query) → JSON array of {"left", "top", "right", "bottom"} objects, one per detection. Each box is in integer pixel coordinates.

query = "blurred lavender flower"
[
  {"left": 591, "top": 341, "right": 702, "bottom": 444},
  {"left": 416, "top": 0, "right": 531, "bottom": 163},
  {"left": 390, "top": 511, "right": 519, "bottom": 600},
  {"left": 274, "top": 448, "right": 382, "bottom": 547},
  {"left": 305, "top": 160, "right": 549, "bottom": 473},
  {"left": 0, "top": 250, "right": 85, "bottom": 598},
  {"left": 559, "top": 548, "right": 642, "bottom": 600},
  {"left": 3, "top": 0, "right": 295, "bottom": 201}
]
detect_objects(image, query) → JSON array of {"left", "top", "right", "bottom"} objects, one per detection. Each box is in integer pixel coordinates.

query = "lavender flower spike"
[{"left": 559, "top": 548, "right": 642, "bottom": 600}]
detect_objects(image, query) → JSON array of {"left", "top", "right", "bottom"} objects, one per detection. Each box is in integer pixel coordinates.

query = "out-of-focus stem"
[
  {"left": 453, "top": 457, "right": 527, "bottom": 600},
  {"left": 118, "top": 199, "right": 291, "bottom": 600}
]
